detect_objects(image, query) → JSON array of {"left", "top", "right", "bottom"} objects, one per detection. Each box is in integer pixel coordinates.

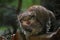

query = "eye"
[
  {"left": 20, "top": 16, "right": 31, "bottom": 21},
  {"left": 20, "top": 15, "right": 36, "bottom": 22},
  {"left": 24, "top": 16, "right": 31, "bottom": 20}
]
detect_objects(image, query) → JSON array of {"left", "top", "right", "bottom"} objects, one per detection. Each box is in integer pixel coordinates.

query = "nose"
[
  {"left": 26, "top": 21, "right": 30, "bottom": 25},
  {"left": 22, "top": 21, "right": 31, "bottom": 26}
]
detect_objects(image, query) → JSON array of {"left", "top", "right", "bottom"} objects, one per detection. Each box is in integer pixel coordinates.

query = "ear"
[{"left": 17, "top": 14, "right": 22, "bottom": 21}]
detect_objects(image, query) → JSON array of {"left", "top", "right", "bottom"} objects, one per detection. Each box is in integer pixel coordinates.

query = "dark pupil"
[{"left": 23, "top": 16, "right": 31, "bottom": 21}]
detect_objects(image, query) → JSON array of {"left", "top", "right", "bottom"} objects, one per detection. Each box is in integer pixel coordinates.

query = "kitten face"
[{"left": 19, "top": 11, "right": 43, "bottom": 35}]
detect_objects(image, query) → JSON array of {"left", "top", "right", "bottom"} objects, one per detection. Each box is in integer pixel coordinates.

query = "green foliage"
[
  {"left": 32, "top": 0, "right": 40, "bottom": 5},
  {"left": 10, "top": 0, "right": 33, "bottom": 11},
  {"left": 10, "top": 0, "right": 18, "bottom": 7},
  {"left": 0, "top": 26, "right": 12, "bottom": 30},
  {"left": 0, "top": 0, "right": 15, "bottom": 4},
  {"left": 0, "top": 0, "right": 40, "bottom": 11},
  {"left": 22, "top": 0, "right": 32, "bottom": 10},
  {"left": 0, "top": 26, "right": 7, "bottom": 30}
]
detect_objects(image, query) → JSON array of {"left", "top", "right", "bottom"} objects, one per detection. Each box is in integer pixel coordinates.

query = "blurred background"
[{"left": 0, "top": 0, "right": 60, "bottom": 38}]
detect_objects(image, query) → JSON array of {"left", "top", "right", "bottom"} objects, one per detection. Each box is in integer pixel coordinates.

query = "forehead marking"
[
  {"left": 22, "top": 11, "right": 32, "bottom": 16},
  {"left": 19, "top": 11, "right": 32, "bottom": 20}
]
